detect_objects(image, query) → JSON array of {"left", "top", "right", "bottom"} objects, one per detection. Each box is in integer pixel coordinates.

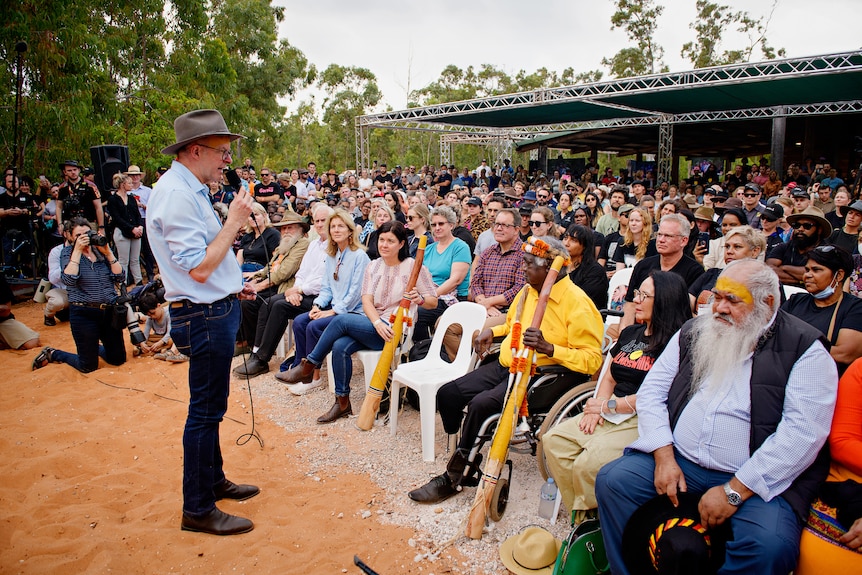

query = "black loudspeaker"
[{"left": 90, "top": 145, "right": 130, "bottom": 193}]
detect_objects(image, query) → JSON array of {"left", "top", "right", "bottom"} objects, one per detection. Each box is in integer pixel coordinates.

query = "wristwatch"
[
  {"left": 723, "top": 482, "right": 743, "bottom": 507},
  {"left": 606, "top": 399, "right": 617, "bottom": 415}
]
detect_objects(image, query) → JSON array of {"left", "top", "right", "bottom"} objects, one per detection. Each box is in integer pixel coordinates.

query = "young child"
[{"left": 135, "top": 293, "right": 188, "bottom": 363}]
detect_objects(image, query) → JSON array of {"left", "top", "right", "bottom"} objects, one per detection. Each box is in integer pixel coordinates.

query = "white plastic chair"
[
  {"left": 605, "top": 266, "right": 633, "bottom": 328},
  {"left": 389, "top": 301, "right": 488, "bottom": 462},
  {"left": 782, "top": 284, "right": 806, "bottom": 299},
  {"left": 325, "top": 321, "right": 415, "bottom": 394},
  {"left": 275, "top": 319, "right": 294, "bottom": 359}
]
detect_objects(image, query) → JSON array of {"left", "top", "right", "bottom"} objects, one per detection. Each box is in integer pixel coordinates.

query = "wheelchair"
[
  {"left": 456, "top": 361, "right": 598, "bottom": 521},
  {"left": 455, "top": 311, "right": 621, "bottom": 521}
]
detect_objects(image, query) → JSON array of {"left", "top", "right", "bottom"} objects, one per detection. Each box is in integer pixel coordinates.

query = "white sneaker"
[{"left": 287, "top": 378, "right": 325, "bottom": 396}]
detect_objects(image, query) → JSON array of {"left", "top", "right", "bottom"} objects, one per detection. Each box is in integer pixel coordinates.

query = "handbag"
[{"left": 552, "top": 518, "right": 609, "bottom": 575}]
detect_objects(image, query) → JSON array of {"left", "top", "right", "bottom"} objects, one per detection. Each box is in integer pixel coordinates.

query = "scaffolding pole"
[{"left": 658, "top": 115, "right": 674, "bottom": 184}]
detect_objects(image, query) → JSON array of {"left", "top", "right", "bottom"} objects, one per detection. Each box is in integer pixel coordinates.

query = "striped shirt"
[{"left": 60, "top": 246, "right": 124, "bottom": 304}]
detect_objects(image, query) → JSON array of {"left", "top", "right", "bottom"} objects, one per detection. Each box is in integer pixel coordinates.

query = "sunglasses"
[
  {"left": 790, "top": 222, "right": 817, "bottom": 230},
  {"left": 743, "top": 193, "right": 759, "bottom": 198},
  {"left": 529, "top": 221, "right": 547, "bottom": 227}
]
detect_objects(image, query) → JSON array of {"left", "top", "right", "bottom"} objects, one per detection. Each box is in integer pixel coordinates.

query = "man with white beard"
[{"left": 595, "top": 259, "right": 839, "bottom": 575}]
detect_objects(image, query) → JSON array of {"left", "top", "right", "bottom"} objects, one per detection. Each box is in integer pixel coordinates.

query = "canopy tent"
[{"left": 355, "top": 51, "right": 862, "bottom": 181}]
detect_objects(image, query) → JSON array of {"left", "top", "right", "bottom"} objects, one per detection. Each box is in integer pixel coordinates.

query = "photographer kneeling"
[{"left": 32, "top": 217, "right": 127, "bottom": 372}]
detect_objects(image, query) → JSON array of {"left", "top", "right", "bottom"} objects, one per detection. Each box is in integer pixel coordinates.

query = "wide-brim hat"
[
  {"left": 125, "top": 165, "right": 144, "bottom": 176},
  {"left": 499, "top": 526, "right": 561, "bottom": 575},
  {"left": 272, "top": 211, "right": 310, "bottom": 233},
  {"left": 58, "top": 160, "right": 80, "bottom": 170},
  {"left": 785, "top": 206, "right": 832, "bottom": 238},
  {"left": 694, "top": 206, "right": 716, "bottom": 223},
  {"left": 682, "top": 194, "right": 700, "bottom": 209},
  {"left": 161, "top": 109, "right": 243, "bottom": 155},
  {"left": 523, "top": 190, "right": 537, "bottom": 201},
  {"left": 622, "top": 493, "right": 731, "bottom": 575}
]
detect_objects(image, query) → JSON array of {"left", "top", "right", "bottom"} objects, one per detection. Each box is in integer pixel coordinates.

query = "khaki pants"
[{"left": 542, "top": 411, "right": 639, "bottom": 512}]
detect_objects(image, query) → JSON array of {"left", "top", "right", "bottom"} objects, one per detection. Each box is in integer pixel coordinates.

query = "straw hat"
[
  {"left": 499, "top": 526, "right": 561, "bottom": 575},
  {"left": 125, "top": 165, "right": 144, "bottom": 176}
]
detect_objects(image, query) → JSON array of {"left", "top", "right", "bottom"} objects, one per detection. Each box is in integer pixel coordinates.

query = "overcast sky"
[{"left": 275, "top": 0, "right": 860, "bottom": 112}]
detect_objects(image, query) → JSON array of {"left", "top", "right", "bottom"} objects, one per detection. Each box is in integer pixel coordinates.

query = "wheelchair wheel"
[
  {"left": 489, "top": 477, "right": 509, "bottom": 522},
  {"left": 535, "top": 381, "right": 597, "bottom": 480}
]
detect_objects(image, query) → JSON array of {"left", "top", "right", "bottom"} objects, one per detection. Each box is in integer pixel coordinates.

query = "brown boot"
[
  {"left": 408, "top": 450, "right": 468, "bottom": 504},
  {"left": 317, "top": 396, "right": 352, "bottom": 424},
  {"left": 275, "top": 358, "right": 316, "bottom": 384}
]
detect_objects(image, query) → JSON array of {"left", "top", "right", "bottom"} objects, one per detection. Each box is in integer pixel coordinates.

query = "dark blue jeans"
[
  {"left": 169, "top": 296, "right": 240, "bottom": 518},
  {"left": 595, "top": 450, "right": 802, "bottom": 575},
  {"left": 52, "top": 306, "right": 126, "bottom": 372},
  {"left": 306, "top": 313, "right": 385, "bottom": 396},
  {"left": 290, "top": 311, "right": 335, "bottom": 368}
]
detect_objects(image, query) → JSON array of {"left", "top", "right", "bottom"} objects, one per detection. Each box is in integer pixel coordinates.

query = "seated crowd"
[{"left": 5, "top": 155, "right": 862, "bottom": 573}]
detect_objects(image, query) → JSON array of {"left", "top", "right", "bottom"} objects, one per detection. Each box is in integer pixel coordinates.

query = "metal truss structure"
[{"left": 354, "top": 51, "right": 862, "bottom": 172}]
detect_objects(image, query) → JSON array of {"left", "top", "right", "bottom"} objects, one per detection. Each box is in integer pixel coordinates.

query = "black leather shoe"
[
  {"left": 214, "top": 479, "right": 260, "bottom": 501},
  {"left": 44, "top": 315, "right": 56, "bottom": 326},
  {"left": 408, "top": 473, "right": 460, "bottom": 504},
  {"left": 276, "top": 358, "right": 316, "bottom": 384},
  {"left": 181, "top": 507, "right": 253, "bottom": 535},
  {"left": 317, "top": 397, "right": 352, "bottom": 424},
  {"left": 233, "top": 355, "right": 269, "bottom": 377}
]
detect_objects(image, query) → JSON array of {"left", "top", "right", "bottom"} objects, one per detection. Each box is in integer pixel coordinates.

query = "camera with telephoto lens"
[
  {"left": 86, "top": 230, "right": 108, "bottom": 247},
  {"left": 115, "top": 284, "right": 146, "bottom": 345}
]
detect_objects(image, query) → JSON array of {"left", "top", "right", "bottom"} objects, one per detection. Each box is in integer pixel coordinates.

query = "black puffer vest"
[{"left": 667, "top": 310, "right": 832, "bottom": 521}]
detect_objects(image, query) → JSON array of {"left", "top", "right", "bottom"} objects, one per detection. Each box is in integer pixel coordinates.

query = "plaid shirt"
[{"left": 469, "top": 238, "right": 525, "bottom": 307}]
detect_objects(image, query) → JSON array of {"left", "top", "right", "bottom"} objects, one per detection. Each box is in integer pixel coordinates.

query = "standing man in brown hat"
[{"left": 147, "top": 109, "right": 259, "bottom": 536}]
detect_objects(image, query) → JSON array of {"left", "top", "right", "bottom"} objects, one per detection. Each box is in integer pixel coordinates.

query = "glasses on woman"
[
  {"left": 633, "top": 289, "right": 654, "bottom": 301},
  {"left": 529, "top": 221, "right": 547, "bottom": 227}
]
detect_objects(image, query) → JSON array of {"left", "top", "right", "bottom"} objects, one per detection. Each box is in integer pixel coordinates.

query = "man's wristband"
[{"left": 98, "top": 225, "right": 105, "bottom": 229}]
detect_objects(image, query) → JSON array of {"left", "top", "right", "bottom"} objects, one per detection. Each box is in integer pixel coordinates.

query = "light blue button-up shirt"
[
  {"left": 629, "top": 328, "right": 837, "bottom": 502},
  {"left": 147, "top": 160, "right": 242, "bottom": 303}
]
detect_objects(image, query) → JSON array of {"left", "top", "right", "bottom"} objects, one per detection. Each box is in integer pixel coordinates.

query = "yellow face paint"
[{"left": 714, "top": 277, "right": 754, "bottom": 305}]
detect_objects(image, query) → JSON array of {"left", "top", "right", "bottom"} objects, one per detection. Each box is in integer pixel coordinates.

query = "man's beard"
[
  {"left": 277, "top": 232, "right": 300, "bottom": 254},
  {"left": 689, "top": 304, "right": 771, "bottom": 395},
  {"left": 794, "top": 232, "right": 819, "bottom": 249}
]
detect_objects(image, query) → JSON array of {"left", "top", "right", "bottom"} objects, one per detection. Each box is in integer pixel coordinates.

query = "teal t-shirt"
[{"left": 423, "top": 238, "right": 472, "bottom": 297}]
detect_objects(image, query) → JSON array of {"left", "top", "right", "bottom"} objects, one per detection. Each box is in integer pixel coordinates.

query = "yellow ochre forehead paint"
[{"left": 714, "top": 277, "right": 754, "bottom": 305}]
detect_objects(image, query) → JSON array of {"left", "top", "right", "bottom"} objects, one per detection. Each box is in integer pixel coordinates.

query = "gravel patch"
[{"left": 236, "top": 355, "right": 573, "bottom": 574}]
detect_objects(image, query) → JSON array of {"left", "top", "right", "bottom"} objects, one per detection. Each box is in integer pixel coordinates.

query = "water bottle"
[{"left": 538, "top": 477, "right": 557, "bottom": 520}]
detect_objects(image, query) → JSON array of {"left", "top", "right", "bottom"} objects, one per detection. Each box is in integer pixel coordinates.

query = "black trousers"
[
  {"left": 254, "top": 293, "right": 315, "bottom": 362},
  {"left": 437, "top": 361, "right": 587, "bottom": 453},
  {"left": 238, "top": 287, "right": 276, "bottom": 345}
]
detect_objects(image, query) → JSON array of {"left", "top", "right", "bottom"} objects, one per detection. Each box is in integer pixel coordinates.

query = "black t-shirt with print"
[{"left": 609, "top": 323, "right": 656, "bottom": 397}]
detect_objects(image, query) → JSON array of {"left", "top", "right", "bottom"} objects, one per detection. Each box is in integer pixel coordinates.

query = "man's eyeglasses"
[
  {"left": 790, "top": 222, "right": 817, "bottom": 231},
  {"left": 529, "top": 221, "right": 547, "bottom": 227},
  {"left": 196, "top": 143, "right": 232, "bottom": 161},
  {"left": 743, "top": 193, "right": 759, "bottom": 198},
  {"left": 655, "top": 232, "right": 684, "bottom": 240},
  {"left": 537, "top": 195, "right": 549, "bottom": 200},
  {"left": 260, "top": 172, "right": 270, "bottom": 177},
  {"left": 493, "top": 222, "right": 516, "bottom": 229}
]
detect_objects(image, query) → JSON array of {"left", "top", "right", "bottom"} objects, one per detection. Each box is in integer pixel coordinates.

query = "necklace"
[{"left": 333, "top": 248, "right": 347, "bottom": 281}]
